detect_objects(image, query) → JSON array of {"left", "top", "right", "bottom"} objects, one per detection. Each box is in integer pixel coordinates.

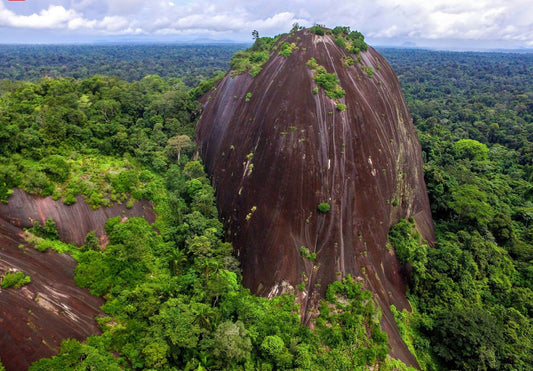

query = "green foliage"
[
  {"left": 388, "top": 219, "right": 428, "bottom": 272},
  {"left": 362, "top": 65, "right": 374, "bottom": 78},
  {"left": 189, "top": 72, "right": 224, "bottom": 100},
  {"left": 430, "top": 306, "right": 504, "bottom": 370},
  {"left": 0, "top": 170, "right": 16, "bottom": 203},
  {"left": 336, "top": 103, "right": 347, "bottom": 111},
  {"left": 317, "top": 202, "right": 331, "bottom": 213},
  {"left": 260, "top": 335, "right": 292, "bottom": 368},
  {"left": 30, "top": 148, "right": 399, "bottom": 369},
  {"left": 230, "top": 51, "right": 253, "bottom": 75},
  {"left": 1, "top": 271, "right": 31, "bottom": 289},
  {"left": 29, "top": 339, "right": 121, "bottom": 371},
  {"left": 350, "top": 37, "right": 369, "bottom": 54},
  {"left": 40, "top": 155, "right": 70, "bottom": 182},
  {"left": 453, "top": 138, "right": 489, "bottom": 161},
  {"left": 83, "top": 230, "right": 100, "bottom": 251},
  {"left": 343, "top": 56, "right": 355, "bottom": 67},
  {"left": 389, "top": 223, "right": 532, "bottom": 369},
  {"left": 306, "top": 57, "right": 319, "bottom": 70},
  {"left": 63, "top": 193, "right": 77, "bottom": 205},
  {"left": 212, "top": 321, "right": 252, "bottom": 366},
  {"left": 22, "top": 170, "right": 54, "bottom": 196},
  {"left": 329, "top": 26, "right": 368, "bottom": 55},
  {"left": 314, "top": 67, "right": 341, "bottom": 94},
  {"left": 309, "top": 25, "right": 325, "bottom": 35},
  {"left": 307, "top": 61, "right": 346, "bottom": 99},
  {"left": 1, "top": 33, "right": 530, "bottom": 371},
  {"left": 1, "top": 38, "right": 411, "bottom": 369},
  {"left": 0, "top": 34, "right": 530, "bottom": 371},
  {"left": 448, "top": 184, "right": 494, "bottom": 227},
  {"left": 378, "top": 47, "right": 533, "bottom": 369},
  {"left": 332, "top": 26, "right": 351, "bottom": 36},
  {"left": 315, "top": 276, "right": 390, "bottom": 367},
  {"left": 28, "top": 218, "right": 59, "bottom": 240},
  {"left": 166, "top": 134, "right": 193, "bottom": 162},
  {"left": 0, "top": 73, "right": 197, "bottom": 207},
  {"left": 278, "top": 42, "right": 297, "bottom": 57},
  {"left": 299, "top": 246, "right": 317, "bottom": 261},
  {"left": 249, "top": 65, "right": 263, "bottom": 78},
  {"left": 0, "top": 44, "right": 241, "bottom": 87},
  {"left": 335, "top": 37, "right": 346, "bottom": 49},
  {"left": 230, "top": 36, "right": 278, "bottom": 77},
  {"left": 184, "top": 160, "right": 205, "bottom": 179},
  {"left": 390, "top": 305, "right": 434, "bottom": 370},
  {"left": 76, "top": 216, "right": 168, "bottom": 296},
  {"left": 33, "top": 238, "right": 75, "bottom": 255},
  {"left": 25, "top": 218, "right": 81, "bottom": 256}
]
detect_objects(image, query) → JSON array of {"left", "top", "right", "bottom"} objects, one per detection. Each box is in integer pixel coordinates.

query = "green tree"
[
  {"left": 260, "top": 335, "right": 292, "bottom": 369},
  {"left": 166, "top": 134, "right": 193, "bottom": 162},
  {"left": 448, "top": 184, "right": 493, "bottom": 226},
  {"left": 29, "top": 339, "right": 121, "bottom": 371},
  {"left": 211, "top": 321, "right": 252, "bottom": 366},
  {"left": 429, "top": 307, "right": 503, "bottom": 370},
  {"left": 155, "top": 298, "right": 205, "bottom": 349},
  {"left": 29, "top": 218, "right": 59, "bottom": 240},
  {"left": 453, "top": 138, "right": 489, "bottom": 161}
]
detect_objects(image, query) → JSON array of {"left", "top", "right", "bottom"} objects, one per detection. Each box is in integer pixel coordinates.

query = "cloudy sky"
[{"left": 1, "top": 0, "right": 532, "bottom": 49}]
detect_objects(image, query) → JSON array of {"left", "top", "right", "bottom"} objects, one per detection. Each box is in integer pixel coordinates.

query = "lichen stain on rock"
[{"left": 197, "top": 28, "right": 434, "bottom": 367}]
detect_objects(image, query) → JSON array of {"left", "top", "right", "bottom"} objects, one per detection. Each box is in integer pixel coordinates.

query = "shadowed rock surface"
[
  {"left": 0, "top": 190, "right": 156, "bottom": 370},
  {"left": 196, "top": 29, "right": 434, "bottom": 366}
]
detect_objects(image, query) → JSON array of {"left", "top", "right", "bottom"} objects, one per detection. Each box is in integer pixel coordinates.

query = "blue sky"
[{"left": 1, "top": 0, "right": 532, "bottom": 49}]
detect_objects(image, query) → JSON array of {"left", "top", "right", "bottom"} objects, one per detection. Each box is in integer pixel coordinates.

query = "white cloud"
[
  {"left": 365, "top": 0, "right": 532, "bottom": 43},
  {"left": 0, "top": 4, "right": 78, "bottom": 29},
  {"left": 0, "top": 2, "right": 128, "bottom": 33},
  {"left": 0, "top": 0, "right": 531, "bottom": 46}
]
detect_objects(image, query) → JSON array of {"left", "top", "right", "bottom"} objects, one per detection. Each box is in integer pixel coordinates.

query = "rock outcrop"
[
  {"left": 196, "top": 28, "right": 434, "bottom": 366},
  {"left": 0, "top": 190, "right": 156, "bottom": 370}
]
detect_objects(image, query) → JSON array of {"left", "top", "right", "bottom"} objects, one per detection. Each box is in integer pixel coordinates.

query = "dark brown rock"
[
  {"left": 196, "top": 29, "right": 434, "bottom": 366},
  {"left": 0, "top": 190, "right": 156, "bottom": 370},
  {"left": 0, "top": 189, "right": 156, "bottom": 246}
]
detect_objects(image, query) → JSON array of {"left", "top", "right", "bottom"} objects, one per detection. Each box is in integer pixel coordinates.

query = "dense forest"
[
  {"left": 382, "top": 48, "right": 533, "bottom": 370},
  {"left": 0, "top": 48, "right": 399, "bottom": 370},
  {"left": 0, "top": 44, "right": 244, "bottom": 87},
  {"left": 0, "top": 41, "right": 532, "bottom": 370}
]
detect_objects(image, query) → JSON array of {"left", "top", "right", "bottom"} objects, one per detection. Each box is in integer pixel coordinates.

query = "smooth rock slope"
[
  {"left": 0, "top": 190, "right": 156, "bottom": 370},
  {"left": 197, "top": 28, "right": 434, "bottom": 365}
]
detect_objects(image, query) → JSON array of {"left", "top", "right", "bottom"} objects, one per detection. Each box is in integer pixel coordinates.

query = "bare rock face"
[
  {"left": 0, "top": 189, "right": 156, "bottom": 246},
  {"left": 0, "top": 190, "right": 156, "bottom": 370},
  {"left": 196, "top": 29, "right": 434, "bottom": 365}
]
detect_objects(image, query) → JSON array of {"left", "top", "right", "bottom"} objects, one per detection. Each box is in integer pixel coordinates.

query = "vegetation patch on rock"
[
  {"left": 306, "top": 58, "right": 346, "bottom": 99},
  {"left": 1, "top": 271, "right": 31, "bottom": 289}
]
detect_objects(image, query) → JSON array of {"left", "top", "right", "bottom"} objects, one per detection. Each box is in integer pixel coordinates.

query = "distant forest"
[
  {"left": 0, "top": 44, "right": 245, "bottom": 87},
  {"left": 0, "top": 43, "right": 532, "bottom": 370}
]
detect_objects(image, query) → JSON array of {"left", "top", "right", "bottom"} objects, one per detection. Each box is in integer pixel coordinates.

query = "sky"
[{"left": 1, "top": 0, "right": 532, "bottom": 49}]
